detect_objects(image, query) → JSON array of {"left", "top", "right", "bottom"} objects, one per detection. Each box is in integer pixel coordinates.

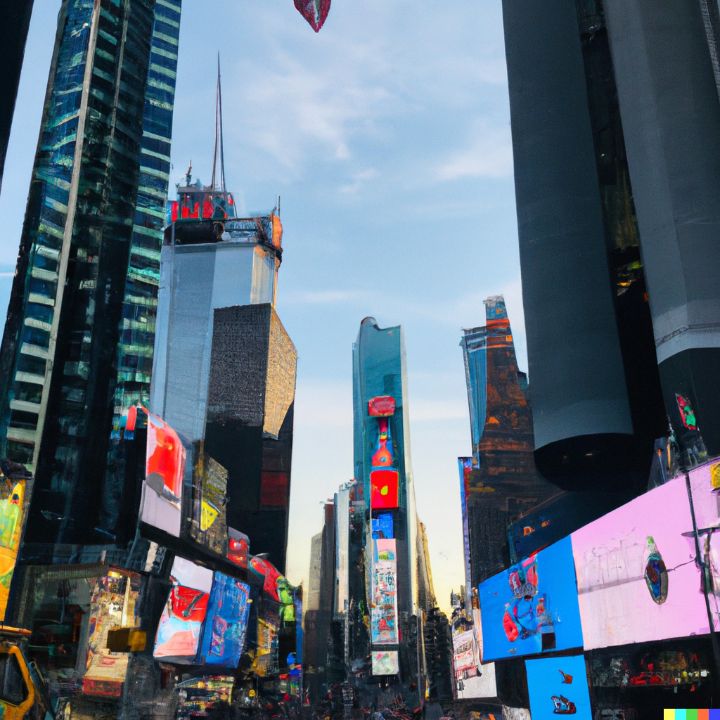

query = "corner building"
[{"left": 0, "top": 0, "right": 182, "bottom": 550}]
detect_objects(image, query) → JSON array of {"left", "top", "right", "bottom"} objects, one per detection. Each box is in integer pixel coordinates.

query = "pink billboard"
[{"left": 571, "top": 464, "right": 720, "bottom": 649}]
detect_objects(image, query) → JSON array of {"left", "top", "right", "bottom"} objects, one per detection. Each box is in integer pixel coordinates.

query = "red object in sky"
[
  {"left": 294, "top": 0, "right": 331, "bottom": 32},
  {"left": 368, "top": 396, "right": 396, "bottom": 417},
  {"left": 146, "top": 414, "right": 185, "bottom": 500},
  {"left": 370, "top": 469, "right": 399, "bottom": 509}
]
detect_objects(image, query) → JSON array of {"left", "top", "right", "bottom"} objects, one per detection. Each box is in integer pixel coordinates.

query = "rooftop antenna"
[
  {"left": 210, "top": 53, "right": 227, "bottom": 194},
  {"left": 185, "top": 160, "right": 192, "bottom": 186}
]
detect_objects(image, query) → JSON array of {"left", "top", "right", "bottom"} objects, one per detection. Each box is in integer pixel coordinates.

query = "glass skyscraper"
[{"left": 0, "top": 0, "right": 182, "bottom": 548}]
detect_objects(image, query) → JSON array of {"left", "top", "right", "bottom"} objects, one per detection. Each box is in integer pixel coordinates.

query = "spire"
[{"left": 210, "top": 54, "right": 226, "bottom": 193}]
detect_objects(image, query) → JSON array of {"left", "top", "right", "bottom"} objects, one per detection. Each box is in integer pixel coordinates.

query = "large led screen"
[
  {"left": 141, "top": 412, "right": 188, "bottom": 537},
  {"left": 0, "top": 468, "right": 31, "bottom": 620},
  {"left": 371, "top": 539, "right": 399, "bottom": 645},
  {"left": 190, "top": 447, "right": 228, "bottom": 556},
  {"left": 197, "top": 572, "right": 251, "bottom": 668},
  {"left": 372, "top": 650, "right": 399, "bottom": 675},
  {"left": 479, "top": 536, "right": 583, "bottom": 661},
  {"left": 154, "top": 558, "right": 212, "bottom": 663},
  {"left": 525, "top": 654, "right": 591, "bottom": 720},
  {"left": 370, "top": 470, "right": 399, "bottom": 510},
  {"left": 571, "top": 468, "right": 720, "bottom": 649}
]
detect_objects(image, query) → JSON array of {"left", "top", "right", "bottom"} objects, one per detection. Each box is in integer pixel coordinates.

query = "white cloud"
[
  {"left": 435, "top": 122, "right": 514, "bottom": 181},
  {"left": 339, "top": 168, "right": 378, "bottom": 195}
]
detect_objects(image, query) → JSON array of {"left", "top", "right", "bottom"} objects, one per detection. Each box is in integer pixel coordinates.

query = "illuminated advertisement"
[
  {"left": 525, "top": 654, "right": 591, "bottom": 720},
  {"left": 372, "top": 650, "right": 399, "bottom": 675},
  {"left": 453, "top": 629, "right": 476, "bottom": 675},
  {"left": 479, "top": 536, "right": 583, "bottom": 661},
  {"left": 253, "top": 617, "right": 279, "bottom": 677},
  {"left": 458, "top": 457, "right": 472, "bottom": 601},
  {"left": 190, "top": 446, "right": 228, "bottom": 556},
  {"left": 372, "top": 512, "right": 394, "bottom": 539},
  {"left": 141, "top": 411, "right": 188, "bottom": 537},
  {"left": 176, "top": 676, "right": 234, "bottom": 720},
  {"left": 571, "top": 467, "right": 720, "bottom": 649},
  {"left": 227, "top": 528, "right": 249, "bottom": 569},
  {"left": 335, "top": 486, "right": 350, "bottom": 615},
  {"left": 0, "top": 464, "right": 31, "bottom": 620},
  {"left": 371, "top": 539, "right": 399, "bottom": 645},
  {"left": 154, "top": 557, "right": 212, "bottom": 663},
  {"left": 368, "top": 395, "right": 396, "bottom": 417},
  {"left": 83, "top": 570, "right": 141, "bottom": 698},
  {"left": 197, "top": 573, "right": 251, "bottom": 668},
  {"left": 370, "top": 470, "right": 399, "bottom": 510},
  {"left": 249, "top": 556, "right": 282, "bottom": 602}
]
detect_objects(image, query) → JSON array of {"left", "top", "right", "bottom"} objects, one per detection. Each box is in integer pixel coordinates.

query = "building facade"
[{"left": 0, "top": 0, "right": 182, "bottom": 550}]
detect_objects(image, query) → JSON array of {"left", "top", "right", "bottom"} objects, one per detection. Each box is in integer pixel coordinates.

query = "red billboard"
[{"left": 370, "top": 469, "right": 399, "bottom": 510}]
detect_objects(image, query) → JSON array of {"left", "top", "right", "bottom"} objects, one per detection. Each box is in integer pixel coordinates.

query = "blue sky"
[{"left": 0, "top": 0, "right": 524, "bottom": 611}]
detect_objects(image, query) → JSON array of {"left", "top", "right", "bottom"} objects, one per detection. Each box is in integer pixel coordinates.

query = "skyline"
[{"left": 0, "top": 0, "right": 524, "bottom": 612}]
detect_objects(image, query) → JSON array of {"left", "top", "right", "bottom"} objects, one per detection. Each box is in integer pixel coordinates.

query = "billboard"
[
  {"left": 0, "top": 463, "right": 31, "bottom": 620},
  {"left": 83, "top": 570, "right": 141, "bottom": 698},
  {"left": 479, "top": 536, "right": 583, "bottom": 660},
  {"left": 453, "top": 629, "right": 476, "bottom": 675},
  {"left": 227, "top": 528, "right": 249, "bottom": 570},
  {"left": 370, "top": 470, "right": 399, "bottom": 510},
  {"left": 335, "top": 487, "right": 350, "bottom": 616},
  {"left": 372, "top": 650, "right": 399, "bottom": 675},
  {"left": 141, "top": 412, "right": 188, "bottom": 537},
  {"left": 371, "top": 539, "right": 399, "bottom": 645},
  {"left": 190, "top": 446, "right": 228, "bottom": 556},
  {"left": 372, "top": 512, "right": 394, "bottom": 539},
  {"left": 525, "top": 654, "right": 591, "bottom": 720},
  {"left": 571, "top": 468, "right": 720, "bottom": 649},
  {"left": 154, "top": 557, "right": 212, "bottom": 663},
  {"left": 197, "top": 573, "right": 251, "bottom": 668}
]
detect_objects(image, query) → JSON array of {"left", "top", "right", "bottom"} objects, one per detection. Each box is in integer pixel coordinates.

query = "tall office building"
[
  {"left": 0, "top": 0, "right": 34, "bottom": 190},
  {"left": 502, "top": 0, "right": 720, "bottom": 485},
  {"left": 0, "top": 0, "right": 182, "bottom": 548}
]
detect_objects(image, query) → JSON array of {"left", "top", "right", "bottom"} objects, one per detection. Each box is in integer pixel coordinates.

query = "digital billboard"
[
  {"left": 371, "top": 539, "right": 398, "bottom": 645},
  {"left": 372, "top": 650, "right": 399, "bottom": 675},
  {"left": 0, "top": 463, "right": 31, "bottom": 620},
  {"left": 571, "top": 468, "right": 720, "bottom": 649},
  {"left": 141, "top": 411, "right": 188, "bottom": 537},
  {"left": 83, "top": 570, "right": 141, "bottom": 698},
  {"left": 197, "top": 572, "right": 251, "bottom": 668},
  {"left": 370, "top": 470, "right": 399, "bottom": 510},
  {"left": 525, "top": 654, "right": 591, "bottom": 720},
  {"left": 372, "top": 512, "right": 394, "bottom": 539},
  {"left": 190, "top": 446, "right": 228, "bottom": 556},
  {"left": 154, "top": 558, "right": 212, "bottom": 663},
  {"left": 479, "top": 536, "right": 583, "bottom": 660}
]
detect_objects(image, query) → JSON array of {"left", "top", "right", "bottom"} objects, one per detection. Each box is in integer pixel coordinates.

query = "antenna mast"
[{"left": 210, "top": 54, "right": 227, "bottom": 194}]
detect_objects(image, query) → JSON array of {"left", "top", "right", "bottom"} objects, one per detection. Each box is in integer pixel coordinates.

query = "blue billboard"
[
  {"left": 479, "top": 536, "right": 583, "bottom": 660},
  {"left": 197, "top": 572, "right": 251, "bottom": 667},
  {"left": 525, "top": 654, "right": 591, "bottom": 720}
]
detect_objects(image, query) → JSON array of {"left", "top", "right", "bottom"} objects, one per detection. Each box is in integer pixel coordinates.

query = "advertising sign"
[
  {"left": 141, "top": 412, "right": 188, "bottom": 537},
  {"left": 571, "top": 468, "right": 720, "bottom": 649},
  {"left": 372, "top": 512, "right": 394, "bottom": 539},
  {"left": 479, "top": 536, "right": 583, "bottom": 661},
  {"left": 368, "top": 396, "right": 396, "bottom": 417},
  {"left": 197, "top": 573, "right": 251, "bottom": 668},
  {"left": 372, "top": 650, "right": 399, "bottom": 675},
  {"left": 335, "top": 487, "right": 350, "bottom": 616},
  {"left": 190, "top": 446, "right": 228, "bottom": 556},
  {"left": 227, "top": 528, "right": 249, "bottom": 570},
  {"left": 83, "top": 570, "right": 141, "bottom": 698},
  {"left": 0, "top": 463, "right": 31, "bottom": 620},
  {"left": 371, "top": 539, "right": 399, "bottom": 645},
  {"left": 370, "top": 470, "right": 399, "bottom": 510},
  {"left": 453, "top": 629, "right": 476, "bottom": 675},
  {"left": 154, "top": 558, "right": 213, "bottom": 663},
  {"left": 176, "top": 676, "right": 234, "bottom": 720},
  {"left": 525, "top": 654, "right": 591, "bottom": 720}
]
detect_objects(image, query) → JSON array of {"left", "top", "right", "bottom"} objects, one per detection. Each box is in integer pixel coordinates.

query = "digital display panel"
[
  {"left": 370, "top": 539, "right": 398, "bottom": 645},
  {"left": 479, "top": 536, "right": 583, "bottom": 660},
  {"left": 370, "top": 470, "right": 399, "bottom": 510},
  {"left": 571, "top": 467, "right": 720, "bottom": 649},
  {"left": 197, "top": 573, "right": 251, "bottom": 668},
  {"left": 154, "top": 558, "right": 212, "bottom": 663},
  {"left": 190, "top": 446, "right": 228, "bottom": 556},
  {"left": 525, "top": 654, "right": 591, "bottom": 720},
  {"left": 372, "top": 650, "right": 399, "bottom": 675}
]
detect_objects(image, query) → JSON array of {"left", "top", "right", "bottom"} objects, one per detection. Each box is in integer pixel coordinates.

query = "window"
[{"left": 0, "top": 652, "right": 28, "bottom": 705}]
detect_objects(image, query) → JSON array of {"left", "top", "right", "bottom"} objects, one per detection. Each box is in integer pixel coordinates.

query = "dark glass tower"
[
  {"left": 0, "top": 1, "right": 34, "bottom": 191},
  {"left": 501, "top": 0, "right": 720, "bottom": 487},
  {"left": 0, "top": 0, "right": 182, "bottom": 548}
]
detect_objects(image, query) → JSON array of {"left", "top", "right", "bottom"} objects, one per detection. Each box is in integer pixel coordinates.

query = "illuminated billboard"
[
  {"left": 154, "top": 557, "right": 212, "bottom": 663},
  {"left": 525, "top": 654, "right": 591, "bottom": 720},
  {"left": 197, "top": 573, "right": 251, "bottom": 668},
  {"left": 0, "top": 463, "right": 31, "bottom": 620},
  {"left": 370, "top": 470, "right": 399, "bottom": 510},
  {"left": 83, "top": 570, "right": 141, "bottom": 698},
  {"left": 190, "top": 446, "right": 228, "bottom": 556},
  {"left": 479, "top": 536, "right": 583, "bottom": 661},
  {"left": 571, "top": 467, "right": 720, "bottom": 649},
  {"left": 141, "top": 412, "right": 188, "bottom": 537},
  {"left": 372, "top": 650, "right": 399, "bottom": 675},
  {"left": 371, "top": 539, "right": 399, "bottom": 645}
]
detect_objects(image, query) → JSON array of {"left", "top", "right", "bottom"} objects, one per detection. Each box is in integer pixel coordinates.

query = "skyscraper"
[
  {"left": 0, "top": 0, "right": 182, "bottom": 548},
  {"left": 502, "top": 0, "right": 720, "bottom": 485},
  {"left": 0, "top": 1, "right": 34, "bottom": 191}
]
